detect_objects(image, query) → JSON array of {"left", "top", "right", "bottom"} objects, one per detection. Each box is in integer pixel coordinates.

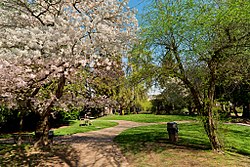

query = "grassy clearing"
[
  {"left": 98, "top": 114, "right": 196, "bottom": 123},
  {"left": 115, "top": 122, "right": 250, "bottom": 166},
  {"left": 54, "top": 120, "right": 118, "bottom": 136}
]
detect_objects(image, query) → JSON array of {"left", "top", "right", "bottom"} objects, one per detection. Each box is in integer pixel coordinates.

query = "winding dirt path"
[{"left": 52, "top": 120, "right": 155, "bottom": 167}]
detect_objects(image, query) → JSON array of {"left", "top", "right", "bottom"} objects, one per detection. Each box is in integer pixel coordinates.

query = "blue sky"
[
  {"left": 129, "top": 0, "right": 150, "bottom": 23},
  {"left": 128, "top": 0, "right": 146, "bottom": 13}
]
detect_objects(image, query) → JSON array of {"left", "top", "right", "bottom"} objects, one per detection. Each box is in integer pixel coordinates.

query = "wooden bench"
[{"left": 79, "top": 116, "right": 93, "bottom": 126}]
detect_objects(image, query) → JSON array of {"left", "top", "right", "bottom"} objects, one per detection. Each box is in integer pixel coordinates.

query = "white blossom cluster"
[{"left": 0, "top": 0, "right": 138, "bottom": 111}]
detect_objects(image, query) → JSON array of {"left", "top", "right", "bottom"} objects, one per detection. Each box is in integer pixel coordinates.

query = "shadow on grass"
[
  {"left": 234, "top": 149, "right": 250, "bottom": 156},
  {"left": 115, "top": 123, "right": 250, "bottom": 157},
  {"left": 114, "top": 123, "right": 214, "bottom": 155},
  {"left": 114, "top": 131, "right": 211, "bottom": 155},
  {"left": 0, "top": 143, "right": 80, "bottom": 166}
]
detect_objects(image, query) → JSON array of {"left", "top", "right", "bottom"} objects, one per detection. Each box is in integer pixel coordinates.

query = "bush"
[
  {"left": 0, "top": 106, "right": 40, "bottom": 133},
  {"left": 50, "top": 109, "right": 80, "bottom": 128},
  {"left": 0, "top": 107, "right": 19, "bottom": 133},
  {"left": 139, "top": 100, "right": 153, "bottom": 111}
]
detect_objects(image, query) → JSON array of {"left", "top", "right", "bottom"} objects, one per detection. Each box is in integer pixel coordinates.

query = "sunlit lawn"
[
  {"left": 54, "top": 120, "right": 118, "bottom": 136},
  {"left": 98, "top": 114, "right": 197, "bottom": 123},
  {"left": 114, "top": 121, "right": 250, "bottom": 166}
]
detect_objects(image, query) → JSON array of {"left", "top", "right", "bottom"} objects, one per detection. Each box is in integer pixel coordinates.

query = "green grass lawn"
[
  {"left": 54, "top": 120, "right": 118, "bottom": 136},
  {"left": 98, "top": 114, "right": 197, "bottom": 123},
  {"left": 1, "top": 114, "right": 250, "bottom": 166},
  {"left": 114, "top": 121, "right": 250, "bottom": 166},
  {"left": 115, "top": 122, "right": 250, "bottom": 155},
  {"left": 219, "top": 124, "right": 250, "bottom": 155}
]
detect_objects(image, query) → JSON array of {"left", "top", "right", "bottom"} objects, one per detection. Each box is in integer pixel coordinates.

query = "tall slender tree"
[{"left": 136, "top": 0, "right": 250, "bottom": 151}]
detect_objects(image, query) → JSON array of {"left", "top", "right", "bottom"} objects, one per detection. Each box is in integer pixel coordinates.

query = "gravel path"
[{"left": 52, "top": 120, "right": 155, "bottom": 167}]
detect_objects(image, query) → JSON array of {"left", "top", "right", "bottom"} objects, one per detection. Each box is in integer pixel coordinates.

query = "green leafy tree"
[
  {"left": 216, "top": 53, "right": 250, "bottom": 118},
  {"left": 137, "top": 0, "right": 250, "bottom": 151}
]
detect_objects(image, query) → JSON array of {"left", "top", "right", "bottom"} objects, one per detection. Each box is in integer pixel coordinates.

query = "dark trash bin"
[
  {"left": 167, "top": 122, "right": 178, "bottom": 143},
  {"left": 48, "top": 130, "right": 54, "bottom": 143}
]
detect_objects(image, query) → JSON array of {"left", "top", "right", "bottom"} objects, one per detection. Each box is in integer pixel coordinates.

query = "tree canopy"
[
  {"left": 133, "top": 0, "right": 250, "bottom": 151},
  {"left": 0, "top": 0, "right": 138, "bottom": 145}
]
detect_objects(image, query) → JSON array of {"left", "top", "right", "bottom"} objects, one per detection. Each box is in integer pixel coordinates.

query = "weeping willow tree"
[{"left": 135, "top": 0, "right": 250, "bottom": 151}]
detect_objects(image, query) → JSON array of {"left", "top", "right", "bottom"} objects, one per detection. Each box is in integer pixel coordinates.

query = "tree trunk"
[
  {"left": 172, "top": 47, "right": 222, "bottom": 152},
  {"left": 242, "top": 103, "right": 250, "bottom": 118},
  {"left": 34, "top": 113, "right": 50, "bottom": 147},
  {"left": 180, "top": 76, "right": 222, "bottom": 151},
  {"left": 232, "top": 103, "right": 238, "bottom": 117},
  {"left": 17, "top": 112, "right": 24, "bottom": 146},
  {"left": 204, "top": 59, "right": 222, "bottom": 152},
  {"left": 202, "top": 101, "right": 222, "bottom": 152},
  {"left": 34, "top": 74, "right": 66, "bottom": 147},
  {"left": 220, "top": 103, "right": 227, "bottom": 112}
]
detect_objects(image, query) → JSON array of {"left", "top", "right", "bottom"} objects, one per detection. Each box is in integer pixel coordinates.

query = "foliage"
[
  {"left": 0, "top": 106, "right": 19, "bottom": 133},
  {"left": 215, "top": 53, "right": 250, "bottom": 117},
  {"left": 0, "top": 106, "right": 40, "bottom": 133},
  {"left": 138, "top": 99, "right": 153, "bottom": 112},
  {"left": 0, "top": 0, "right": 138, "bottom": 145},
  {"left": 0, "top": 0, "right": 138, "bottom": 109},
  {"left": 55, "top": 110, "right": 80, "bottom": 122},
  {"left": 158, "top": 78, "right": 191, "bottom": 111},
  {"left": 113, "top": 77, "right": 149, "bottom": 114},
  {"left": 134, "top": 0, "right": 250, "bottom": 151},
  {"left": 0, "top": 106, "right": 13, "bottom": 127}
]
